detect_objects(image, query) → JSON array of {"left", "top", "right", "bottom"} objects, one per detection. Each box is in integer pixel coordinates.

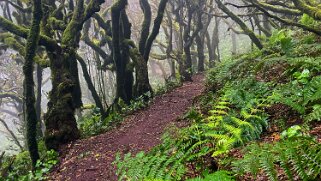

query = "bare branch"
[
  {"left": 0, "top": 118, "right": 24, "bottom": 151},
  {"left": 0, "top": 93, "right": 22, "bottom": 103}
]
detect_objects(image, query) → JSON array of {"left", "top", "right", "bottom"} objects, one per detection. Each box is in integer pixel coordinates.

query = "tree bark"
[
  {"left": 165, "top": 8, "right": 176, "bottom": 79},
  {"left": 23, "top": 0, "right": 42, "bottom": 168},
  {"left": 35, "top": 64, "right": 43, "bottom": 137},
  {"left": 196, "top": 35, "right": 205, "bottom": 72},
  {"left": 134, "top": 0, "right": 168, "bottom": 97},
  {"left": 139, "top": 0, "right": 152, "bottom": 56},
  {"left": 121, "top": 10, "right": 134, "bottom": 102},
  {"left": 44, "top": 50, "right": 81, "bottom": 150},
  {"left": 291, "top": 0, "right": 321, "bottom": 21},
  {"left": 182, "top": 1, "right": 204, "bottom": 81},
  {"left": 143, "top": 0, "right": 169, "bottom": 62},
  {"left": 111, "top": 0, "right": 129, "bottom": 103},
  {"left": 45, "top": 0, "right": 105, "bottom": 150}
]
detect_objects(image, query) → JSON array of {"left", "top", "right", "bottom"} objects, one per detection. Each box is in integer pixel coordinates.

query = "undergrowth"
[
  {"left": 232, "top": 133, "right": 321, "bottom": 180},
  {"left": 114, "top": 89, "right": 269, "bottom": 180},
  {"left": 114, "top": 30, "right": 321, "bottom": 181},
  {"left": 0, "top": 141, "right": 58, "bottom": 181}
]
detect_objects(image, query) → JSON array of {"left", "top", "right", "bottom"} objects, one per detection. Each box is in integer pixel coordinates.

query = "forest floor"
[{"left": 48, "top": 74, "right": 205, "bottom": 181}]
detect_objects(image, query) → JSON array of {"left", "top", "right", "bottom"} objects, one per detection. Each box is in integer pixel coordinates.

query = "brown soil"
[
  {"left": 256, "top": 62, "right": 289, "bottom": 83},
  {"left": 48, "top": 74, "right": 205, "bottom": 181}
]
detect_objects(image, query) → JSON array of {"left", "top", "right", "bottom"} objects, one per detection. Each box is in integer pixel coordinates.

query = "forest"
[{"left": 0, "top": 0, "right": 321, "bottom": 180}]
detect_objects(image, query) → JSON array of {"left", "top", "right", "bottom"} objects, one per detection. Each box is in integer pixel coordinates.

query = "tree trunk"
[
  {"left": 196, "top": 35, "right": 205, "bottom": 72},
  {"left": 35, "top": 64, "right": 43, "bottom": 137},
  {"left": 23, "top": 0, "right": 42, "bottom": 168},
  {"left": 121, "top": 10, "right": 134, "bottom": 102},
  {"left": 131, "top": 48, "right": 152, "bottom": 98},
  {"left": 44, "top": 50, "right": 80, "bottom": 150},
  {"left": 206, "top": 32, "right": 215, "bottom": 67},
  {"left": 212, "top": 17, "right": 220, "bottom": 65},
  {"left": 111, "top": 0, "right": 129, "bottom": 103},
  {"left": 183, "top": 45, "right": 193, "bottom": 81},
  {"left": 182, "top": 1, "right": 204, "bottom": 81},
  {"left": 70, "top": 55, "right": 82, "bottom": 109}
]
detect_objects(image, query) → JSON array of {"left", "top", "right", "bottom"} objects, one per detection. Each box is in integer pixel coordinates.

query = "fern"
[
  {"left": 232, "top": 137, "right": 321, "bottom": 181},
  {"left": 305, "top": 104, "right": 321, "bottom": 122},
  {"left": 114, "top": 95, "right": 269, "bottom": 180},
  {"left": 269, "top": 74, "right": 321, "bottom": 118},
  {"left": 259, "top": 151, "right": 278, "bottom": 181},
  {"left": 187, "top": 170, "right": 235, "bottom": 181}
]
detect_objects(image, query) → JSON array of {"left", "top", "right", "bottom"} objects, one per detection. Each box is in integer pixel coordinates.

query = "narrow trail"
[{"left": 49, "top": 74, "right": 205, "bottom": 181}]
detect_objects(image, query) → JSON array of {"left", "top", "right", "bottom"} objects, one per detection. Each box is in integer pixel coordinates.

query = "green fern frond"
[
  {"left": 305, "top": 104, "right": 321, "bottom": 122},
  {"left": 223, "top": 124, "right": 243, "bottom": 144},
  {"left": 209, "top": 110, "right": 228, "bottom": 115},
  {"left": 214, "top": 105, "right": 230, "bottom": 110},
  {"left": 231, "top": 117, "right": 255, "bottom": 130},
  {"left": 241, "top": 110, "right": 262, "bottom": 120},
  {"left": 260, "top": 151, "right": 278, "bottom": 181},
  {"left": 233, "top": 137, "right": 321, "bottom": 181}
]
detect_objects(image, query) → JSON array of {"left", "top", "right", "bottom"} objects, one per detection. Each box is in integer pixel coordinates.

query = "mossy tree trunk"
[
  {"left": 143, "top": 0, "right": 169, "bottom": 63},
  {"left": 291, "top": 0, "right": 321, "bottom": 21},
  {"left": 0, "top": 0, "right": 104, "bottom": 151},
  {"left": 44, "top": 10, "right": 84, "bottom": 150},
  {"left": 130, "top": 48, "right": 151, "bottom": 98},
  {"left": 139, "top": 0, "right": 152, "bottom": 57},
  {"left": 121, "top": 10, "right": 134, "bottom": 102},
  {"left": 44, "top": 50, "right": 81, "bottom": 150},
  {"left": 197, "top": 2, "right": 213, "bottom": 72},
  {"left": 182, "top": 4, "right": 195, "bottom": 82},
  {"left": 133, "top": 0, "right": 168, "bottom": 97},
  {"left": 111, "top": 0, "right": 130, "bottom": 104},
  {"left": 23, "top": 0, "right": 42, "bottom": 168},
  {"left": 44, "top": 0, "right": 104, "bottom": 150},
  {"left": 134, "top": 0, "right": 152, "bottom": 98},
  {"left": 171, "top": 1, "right": 186, "bottom": 79}
]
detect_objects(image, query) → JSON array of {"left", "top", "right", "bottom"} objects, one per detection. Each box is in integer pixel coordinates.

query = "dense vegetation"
[
  {"left": 114, "top": 29, "right": 321, "bottom": 180},
  {"left": 0, "top": 0, "right": 321, "bottom": 180}
]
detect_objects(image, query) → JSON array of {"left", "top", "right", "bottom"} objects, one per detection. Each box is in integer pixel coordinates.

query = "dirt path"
[{"left": 48, "top": 74, "right": 205, "bottom": 181}]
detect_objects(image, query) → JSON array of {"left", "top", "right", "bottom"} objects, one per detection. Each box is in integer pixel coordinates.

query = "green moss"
[
  {"left": 111, "top": 0, "right": 128, "bottom": 12},
  {"left": 3, "top": 36, "right": 25, "bottom": 55},
  {"left": 35, "top": 57, "right": 50, "bottom": 67},
  {"left": 48, "top": 17, "right": 66, "bottom": 30}
]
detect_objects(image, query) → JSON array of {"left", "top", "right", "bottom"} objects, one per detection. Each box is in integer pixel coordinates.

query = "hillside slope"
[{"left": 48, "top": 74, "right": 205, "bottom": 181}]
